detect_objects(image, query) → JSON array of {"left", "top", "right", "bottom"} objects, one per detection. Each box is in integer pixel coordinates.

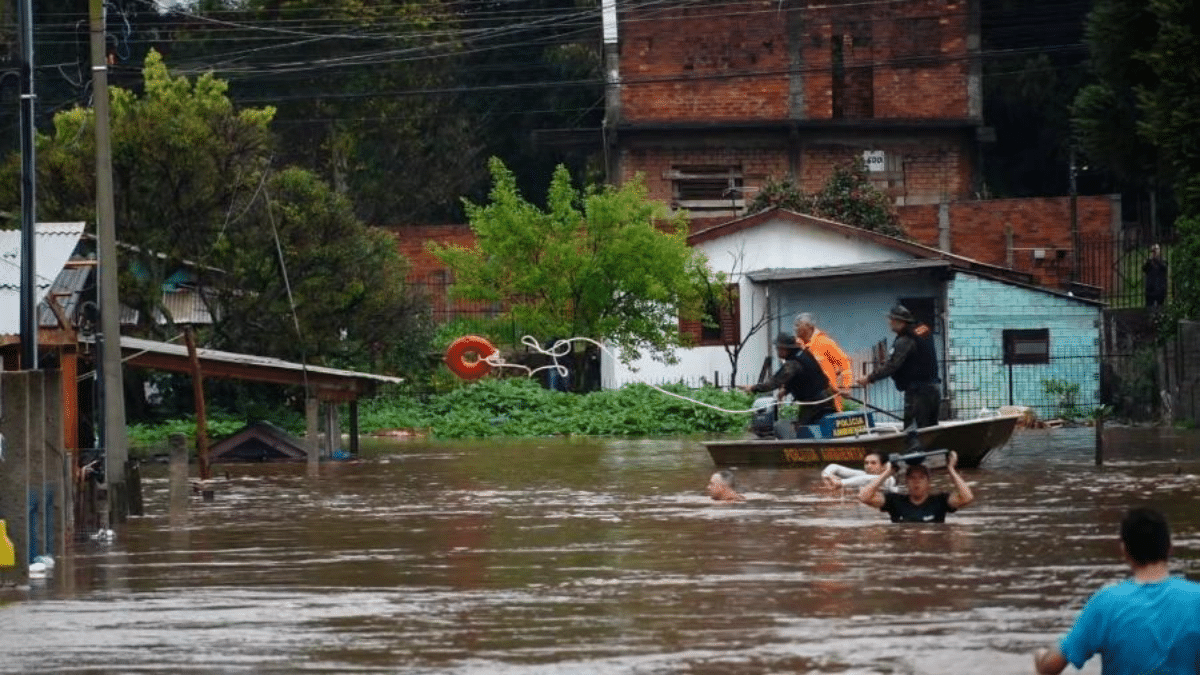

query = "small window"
[
  {"left": 681, "top": 284, "right": 739, "bottom": 347},
  {"left": 1003, "top": 329, "right": 1050, "bottom": 365},
  {"left": 667, "top": 166, "right": 744, "bottom": 217}
]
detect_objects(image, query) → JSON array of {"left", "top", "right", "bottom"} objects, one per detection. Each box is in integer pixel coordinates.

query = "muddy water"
[{"left": 2, "top": 427, "right": 1199, "bottom": 674}]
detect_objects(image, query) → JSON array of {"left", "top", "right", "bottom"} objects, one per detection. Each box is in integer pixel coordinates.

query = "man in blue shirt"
[{"left": 1032, "top": 507, "right": 1200, "bottom": 674}]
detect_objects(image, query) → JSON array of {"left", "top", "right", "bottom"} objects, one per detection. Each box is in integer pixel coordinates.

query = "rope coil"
[{"left": 445, "top": 334, "right": 838, "bottom": 415}]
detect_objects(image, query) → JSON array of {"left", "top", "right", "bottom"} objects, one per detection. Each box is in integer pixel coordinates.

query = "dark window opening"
[
  {"left": 669, "top": 166, "right": 745, "bottom": 217},
  {"left": 682, "top": 284, "right": 739, "bottom": 347},
  {"left": 898, "top": 296, "right": 938, "bottom": 331},
  {"left": 1003, "top": 329, "right": 1050, "bottom": 365}
]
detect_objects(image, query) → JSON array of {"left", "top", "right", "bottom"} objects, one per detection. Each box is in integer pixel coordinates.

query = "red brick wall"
[
  {"left": 799, "top": 0, "right": 972, "bottom": 120},
  {"left": 619, "top": 0, "right": 975, "bottom": 124},
  {"left": 385, "top": 225, "right": 499, "bottom": 322},
  {"left": 799, "top": 143, "right": 969, "bottom": 201},
  {"left": 620, "top": 1, "right": 790, "bottom": 122},
  {"left": 619, "top": 134, "right": 973, "bottom": 214},
  {"left": 388, "top": 225, "right": 476, "bottom": 281},
  {"left": 897, "top": 196, "right": 1117, "bottom": 288},
  {"left": 620, "top": 143, "right": 792, "bottom": 208}
]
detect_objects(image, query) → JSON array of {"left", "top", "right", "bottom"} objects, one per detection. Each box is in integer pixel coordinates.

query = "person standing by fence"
[{"left": 1143, "top": 244, "right": 1168, "bottom": 308}]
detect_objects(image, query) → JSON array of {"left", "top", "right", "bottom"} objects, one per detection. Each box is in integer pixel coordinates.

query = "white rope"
[{"left": 481, "top": 335, "right": 838, "bottom": 415}]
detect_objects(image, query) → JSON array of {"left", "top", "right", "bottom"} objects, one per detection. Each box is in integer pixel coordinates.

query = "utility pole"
[
  {"left": 18, "top": 0, "right": 37, "bottom": 369},
  {"left": 90, "top": 0, "right": 129, "bottom": 524},
  {"left": 1069, "top": 146, "right": 1079, "bottom": 282}
]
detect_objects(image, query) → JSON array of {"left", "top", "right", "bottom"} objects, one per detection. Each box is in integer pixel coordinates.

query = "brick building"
[
  {"left": 601, "top": 0, "right": 1116, "bottom": 289},
  {"left": 606, "top": 0, "right": 983, "bottom": 215},
  {"left": 393, "top": 0, "right": 1123, "bottom": 330}
]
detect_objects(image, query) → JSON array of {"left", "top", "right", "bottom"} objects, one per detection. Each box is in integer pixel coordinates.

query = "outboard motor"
[{"left": 750, "top": 396, "right": 779, "bottom": 438}]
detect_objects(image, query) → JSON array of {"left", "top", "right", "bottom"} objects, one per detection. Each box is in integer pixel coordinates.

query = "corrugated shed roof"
[
  {"left": 0, "top": 223, "right": 87, "bottom": 336},
  {"left": 746, "top": 259, "right": 951, "bottom": 282},
  {"left": 99, "top": 335, "right": 405, "bottom": 385},
  {"left": 37, "top": 263, "right": 91, "bottom": 329}
]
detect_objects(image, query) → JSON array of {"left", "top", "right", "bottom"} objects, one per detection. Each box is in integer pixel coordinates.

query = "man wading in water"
[{"left": 857, "top": 450, "right": 973, "bottom": 522}]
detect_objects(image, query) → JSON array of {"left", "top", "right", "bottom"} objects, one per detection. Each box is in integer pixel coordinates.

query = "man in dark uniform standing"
[
  {"left": 856, "top": 305, "right": 940, "bottom": 428},
  {"left": 740, "top": 332, "right": 836, "bottom": 433}
]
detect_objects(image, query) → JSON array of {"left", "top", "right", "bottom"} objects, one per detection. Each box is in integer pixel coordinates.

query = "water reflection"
[{"left": 1, "top": 427, "right": 1198, "bottom": 674}]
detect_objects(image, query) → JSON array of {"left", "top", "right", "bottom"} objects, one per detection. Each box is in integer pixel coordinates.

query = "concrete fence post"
[{"left": 0, "top": 372, "right": 32, "bottom": 580}]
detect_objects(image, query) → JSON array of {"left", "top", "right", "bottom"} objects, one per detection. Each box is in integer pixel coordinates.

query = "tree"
[
  {"left": 155, "top": 0, "right": 604, "bottom": 226},
  {"left": 0, "top": 50, "right": 432, "bottom": 377},
  {"left": 431, "top": 158, "right": 705, "bottom": 382},
  {"left": 1071, "top": 0, "right": 1161, "bottom": 188},
  {"left": 1135, "top": 0, "right": 1200, "bottom": 323},
  {"left": 692, "top": 248, "right": 778, "bottom": 387},
  {"left": 747, "top": 161, "right": 905, "bottom": 238}
]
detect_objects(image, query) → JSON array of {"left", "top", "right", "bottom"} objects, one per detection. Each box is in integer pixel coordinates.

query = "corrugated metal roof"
[
  {"left": 156, "top": 289, "right": 214, "bottom": 325},
  {"left": 0, "top": 223, "right": 87, "bottom": 336},
  {"left": 746, "top": 259, "right": 951, "bottom": 282},
  {"left": 96, "top": 335, "right": 405, "bottom": 385},
  {"left": 37, "top": 263, "right": 91, "bottom": 329}
]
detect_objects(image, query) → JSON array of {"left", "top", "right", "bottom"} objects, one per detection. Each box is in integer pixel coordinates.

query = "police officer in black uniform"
[
  {"left": 856, "top": 304, "right": 941, "bottom": 428},
  {"left": 740, "top": 332, "right": 836, "bottom": 431}
]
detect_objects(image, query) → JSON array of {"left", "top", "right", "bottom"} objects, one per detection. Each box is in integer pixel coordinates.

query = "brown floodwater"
[{"left": 2, "top": 426, "right": 1199, "bottom": 674}]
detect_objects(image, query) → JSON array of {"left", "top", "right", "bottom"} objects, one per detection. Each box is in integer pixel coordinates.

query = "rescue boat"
[{"left": 702, "top": 401, "right": 1019, "bottom": 469}]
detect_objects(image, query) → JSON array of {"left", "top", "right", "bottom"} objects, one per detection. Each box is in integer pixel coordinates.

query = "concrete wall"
[
  {"left": 0, "top": 370, "right": 68, "bottom": 581},
  {"left": 946, "top": 274, "right": 1100, "bottom": 417}
]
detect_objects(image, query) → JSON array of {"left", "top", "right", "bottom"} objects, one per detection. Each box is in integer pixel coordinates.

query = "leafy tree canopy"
[
  {"left": 0, "top": 50, "right": 432, "bottom": 376},
  {"left": 747, "top": 161, "right": 906, "bottom": 238},
  {"left": 431, "top": 157, "right": 705, "bottom": 365},
  {"left": 1070, "top": 0, "right": 1161, "bottom": 186},
  {"left": 1135, "top": 0, "right": 1200, "bottom": 323}
]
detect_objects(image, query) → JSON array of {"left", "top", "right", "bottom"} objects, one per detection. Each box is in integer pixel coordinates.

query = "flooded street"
[{"left": 2, "top": 427, "right": 1199, "bottom": 674}]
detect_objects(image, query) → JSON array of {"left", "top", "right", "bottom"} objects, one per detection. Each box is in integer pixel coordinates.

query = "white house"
[{"left": 602, "top": 209, "right": 1103, "bottom": 420}]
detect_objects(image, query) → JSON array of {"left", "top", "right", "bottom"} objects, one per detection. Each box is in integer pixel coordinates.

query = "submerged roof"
[
  {"left": 210, "top": 421, "right": 308, "bottom": 463},
  {"left": 0, "top": 223, "right": 87, "bottom": 336}
]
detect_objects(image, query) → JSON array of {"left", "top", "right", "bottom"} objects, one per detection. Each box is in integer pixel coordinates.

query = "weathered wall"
[
  {"left": 946, "top": 274, "right": 1100, "bottom": 418},
  {"left": 898, "top": 195, "right": 1120, "bottom": 289},
  {"left": 618, "top": 0, "right": 977, "bottom": 123}
]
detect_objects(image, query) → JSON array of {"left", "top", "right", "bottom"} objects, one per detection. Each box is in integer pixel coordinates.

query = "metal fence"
[
  {"left": 850, "top": 346, "right": 1148, "bottom": 423},
  {"left": 1075, "top": 232, "right": 1178, "bottom": 309}
]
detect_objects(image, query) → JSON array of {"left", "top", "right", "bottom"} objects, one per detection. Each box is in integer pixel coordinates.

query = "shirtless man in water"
[{"left": 707, "top": 470, "right": 745, "bottom": 502}]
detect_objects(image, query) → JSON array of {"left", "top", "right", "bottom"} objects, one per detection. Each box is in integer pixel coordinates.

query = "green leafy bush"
[
  {"left": 360, "top": 378, "right": 753, "bottom": 439},
  {"left": 134, "top": 379, "right": 757, "bottom": 446}
]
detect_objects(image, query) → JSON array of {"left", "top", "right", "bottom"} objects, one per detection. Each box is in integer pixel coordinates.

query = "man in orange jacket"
[{"left": 794, "top": 313, "right": 853, "bottom": 412}]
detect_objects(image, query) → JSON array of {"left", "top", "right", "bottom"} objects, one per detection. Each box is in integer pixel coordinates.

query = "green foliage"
[
  {"left": 354, "top": 378, "right": 753, "bottom": 439},
  {"left": 1071, "top": 0, "right": 1160, "bottom": 186},
  {"left": 1160, "top": 215, "right": 1200, "bottom": 325},
  {"left": 747, "top": 161, "right": 905, "bottom": 238},
  {"left": 1134, "top": 0, "right": 1200, "bottom": 322},
  {"left": 1042, "top": 378, "right": 1083, "bottom": 420},
  {"left": 431, "top": 158, "right": 705, "bottom": 368},
  {"left": 1074, "top": 0, "right": 1200, "bottom": 323},
  {"left": 127, "top": 417, "right": 254, "bottom": 453},
  {"left": 0, "top": 51, "right": 433, "bottom": 381}
]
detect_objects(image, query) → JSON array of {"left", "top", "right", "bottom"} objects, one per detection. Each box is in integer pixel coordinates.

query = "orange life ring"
[{"left": 444, "top": 335, "right": 498, "bottom": 380}]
